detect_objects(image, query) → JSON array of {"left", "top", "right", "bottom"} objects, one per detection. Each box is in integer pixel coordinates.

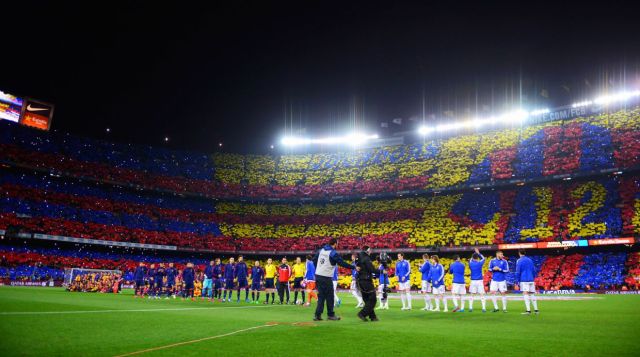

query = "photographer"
[{"left": 355, "top": 246, "right": 378, "bottom": 321}]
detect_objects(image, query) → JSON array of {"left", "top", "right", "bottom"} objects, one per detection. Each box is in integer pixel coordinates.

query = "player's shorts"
[
  {"left": 420, "top": 280, "right": 432, "bottom": 293},
  {"left": 520, "top": 282, "right": 536, "bottom": 293},
  {"left": 469, "top": 280, "right": 485, "bottom": 294},
  {"left": 293, "top": 277, "right": 303, "bottom": 289},
  {"left": 214, "top": 279, "right": 222, "bottom": 289},
  {"left": 202, "top": 278, "right": 213, "bottom": 290},
  {"left": 377, "top": 284, "right": 385, "bottom": 294},
  {"left": 397, "top": 281, "right": 411, "bottom": 291},
  {"left": 155, "top": 280, "right": 164, "bottom": 288},
  {"left": 490, "top": 280, "right": 507, "bottom": 293},
  {"left": 332, "top": 281, "right": 338, "bottom": 290},
  {"left": 305, "top": 281, "right": 316, "bottom": 290},
  {"left": 225, "top": 279, "right": 235, "bottom": 289},
  {"left": 350, "top": 280, "right": 358, "bottom": 291},
  {"left": 166, "top": 278, "right": 175, "bottom": 288},
  {"left": 265, "top": 278, "right": 275, "bottom": 289},
  {"left": 251, "top": 281, "right": 261, "bottom": 291},
  {"left": 452, "top": 283, "right": 467, "bottom": 295},
  {"left": 237, "top": 278, "right": 248, "bottom": 288},
  {"left": 184, "top": 281, "right": 194, "bottom": 290},
  {"left": 135, "top": 280, "right": 144, "bottom": 289},
  {"left": 432, "top": 285, "right": 445, "bottom": 295}
]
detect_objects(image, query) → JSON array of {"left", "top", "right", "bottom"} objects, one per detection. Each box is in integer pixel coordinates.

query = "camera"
[{"left": 378, "top": 251, "right": 392, "bottom": 268}]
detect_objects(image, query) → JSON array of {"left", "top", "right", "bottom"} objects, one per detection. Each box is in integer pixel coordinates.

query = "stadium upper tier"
[
  {"left": 1, "top": 107, "right": 639, "bottom": 200},
  {"left": 1, "top": 169, "right": 639, "bottom": 250}
]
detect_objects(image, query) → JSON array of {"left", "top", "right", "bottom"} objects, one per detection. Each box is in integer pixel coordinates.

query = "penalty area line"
[{"left": 114, "top": 324, "right": 277, "bottom": 357}]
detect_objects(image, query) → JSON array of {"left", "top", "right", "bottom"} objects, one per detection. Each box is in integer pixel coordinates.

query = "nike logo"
[{"left": 27, "top": 104, "right": 48, "bottom": 112}]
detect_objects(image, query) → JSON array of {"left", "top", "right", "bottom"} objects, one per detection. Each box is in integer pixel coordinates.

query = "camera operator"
[{"left": 355, "top": 246, "right": 379, "bottom": 321}]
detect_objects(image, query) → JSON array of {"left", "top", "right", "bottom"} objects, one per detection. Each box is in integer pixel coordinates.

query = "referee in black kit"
[{"left": 355, "top": 245, "right": 378, "bottom": 321}]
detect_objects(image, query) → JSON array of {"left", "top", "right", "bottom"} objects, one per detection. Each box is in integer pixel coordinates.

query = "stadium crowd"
[{"left": 1, "top": 108, "right": 639, "bottom": 200}]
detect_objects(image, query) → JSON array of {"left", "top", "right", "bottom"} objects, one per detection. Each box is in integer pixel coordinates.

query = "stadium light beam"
[{"left": 280, "top": 133, "right": 378, "bottom": 147}]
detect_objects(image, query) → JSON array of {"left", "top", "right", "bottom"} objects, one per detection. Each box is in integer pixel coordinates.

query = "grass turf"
[{"left": 0, "top": 287, "right": 639, "bottom": 356}]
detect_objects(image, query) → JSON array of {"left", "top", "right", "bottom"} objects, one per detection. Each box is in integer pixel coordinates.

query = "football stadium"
[{"left": 2, "top": 2, "right": 640, "bottom": 356}]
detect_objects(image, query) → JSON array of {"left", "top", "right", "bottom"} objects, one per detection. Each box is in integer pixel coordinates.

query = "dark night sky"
[{"left": 2, "top": 1, "right": 640, "bottom": 154}]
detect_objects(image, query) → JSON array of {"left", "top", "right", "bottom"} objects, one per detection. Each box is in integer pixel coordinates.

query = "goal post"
[{"left": 63, "top": 268, "right": 122, "bottom": 287}]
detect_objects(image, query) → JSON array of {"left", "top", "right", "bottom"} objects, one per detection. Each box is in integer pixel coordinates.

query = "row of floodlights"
[{"left": 281, "top": 90, "right": 640, "bottom": 146}]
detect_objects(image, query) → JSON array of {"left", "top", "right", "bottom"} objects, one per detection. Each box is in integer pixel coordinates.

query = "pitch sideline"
[{"left": 0, "top": 304, "right": 288, "bottom": 316}]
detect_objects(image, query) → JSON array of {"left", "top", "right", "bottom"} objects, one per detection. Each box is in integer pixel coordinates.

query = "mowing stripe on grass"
[
  {"left": 0, "top": 304, "right": 287, "bottom": 316},
  {"left": 114, "top": 324, "right": 277, "bottom": 356}
]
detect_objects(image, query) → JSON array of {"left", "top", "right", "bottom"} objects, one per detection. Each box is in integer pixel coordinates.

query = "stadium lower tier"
[
  {"left": 2, "top": 107, "right": 640, "bottom": 199},
  {"left": 1, "top": 244, "right": 636, "bottom": 290},
  {"left": 1, "top": 169, "right": 639, "bottom": 250}
]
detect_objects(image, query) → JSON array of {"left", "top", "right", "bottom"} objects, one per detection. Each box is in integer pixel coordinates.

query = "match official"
[
  {"left": 312, "top": 238, "right": 352, "bottom": 321},
  {"left": 355, "top": 246, "right": 378, "bottom": 322}
]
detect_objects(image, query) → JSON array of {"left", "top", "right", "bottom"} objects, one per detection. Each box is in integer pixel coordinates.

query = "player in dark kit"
[
  {"left": 213, "top": 258, "right": 223, "bottom": 300},
  {"left": 154, "top": 263, "right": 166, "bottom": 299},
  {"left": 250, "top": 260, "right": 264, "bottom": 304},
  {"left": 235, "top": 256, "right": 250, "bottom": 303},
  {"left": 165, "top": 263, "right": 177, "bottom": 298},
  {"left": 182, "top": 263, "right": 195, "bottom": 300},
  {"left": 147, "top": 264, "right": 156, "bottom": 299},
  {"left": 223, "top": 257, "right": 236, "bottom": 302},
  {"left": 133, "top": 262, "right": 147, "bottom": 297}
]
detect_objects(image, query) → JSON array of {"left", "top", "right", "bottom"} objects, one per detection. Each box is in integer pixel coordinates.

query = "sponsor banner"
[
  {"left": 32, "top": 233, "right": 177, "bottom": 251},
  {"left": 588, "top": 237, "right": 635, "bottom": 246},
  {"left": 538, "top": 240, "right": 588, "bottom": 248},
  {"left": 602, "top": 290, "right": 640, "bottom": 295},
  {"left": 5, "top": 280, "right": 62, "bottom": 287},
  {"left": 440, "top": 245, "right": 495, "bottom": 252},
  {"left": 498, "top": 243, "right": 537, "bottom": 250},
  {"left": 541, "top": 289, "right": 583, "bottom": 294},
  {"left": 20, "top": 99, "right": 54, "bottom": 130}
]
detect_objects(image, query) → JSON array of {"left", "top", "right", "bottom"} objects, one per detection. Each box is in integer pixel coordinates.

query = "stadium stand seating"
[{"left": 2, "top": 107, "right": 640, "bottom": 200}]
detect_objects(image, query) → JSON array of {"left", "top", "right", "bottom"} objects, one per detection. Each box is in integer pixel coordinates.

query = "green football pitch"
[{"left": 0, "top": 287, "right": 639, "bottom": 356}]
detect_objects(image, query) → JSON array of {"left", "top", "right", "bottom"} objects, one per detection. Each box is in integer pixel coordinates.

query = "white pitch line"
[
  {"left": 114, "top": 324, "right": 277, "bottom": 357},
  {"left": 0, "top": 304, "right": 287, "bottom": 316}
]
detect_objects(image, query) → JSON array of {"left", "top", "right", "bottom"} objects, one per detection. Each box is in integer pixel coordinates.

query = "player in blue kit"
[
  {"left": 250, "top": 260, "right": 264, "bottom": 304},
  {"left": 332, "top": 266, "right": 341, "bottom": 307},
  {"left": 222, "top": 257, "right": 236, "bottom": 302},
  {"left": 468, "top": 248, "right": 487, "bottom": 312},
  {"left": 165, "top": 262, "right": 177, "bottom": 298},
  {"left": 516, "top": 250, "right": 539, "bottom": 315},
  {"left": 202, "top": 260, "right": 215, "bottom": 300},
  {"left": 489, "top": 251, "right": 510, "bottom": 312},
  {"left": 303, "top": 255, "right": 317, "bottom": 307},
  {"left": 449, "top": 255, "right": 467, "bottom": 312},
  {"left": 213, "top": 258, "right": 223, "bottom": 300},
  {"left": 419, "top": 254, "right": 432, "bottom": 311},
  {"left": 396, "top": 253, "right": 412, "bottom": 310},
  {"left": 430, "top": 255, "right": 446, "bottom": 312},
  {"left": 235, "top": 256, "right": 250, "bottom": 303}
]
